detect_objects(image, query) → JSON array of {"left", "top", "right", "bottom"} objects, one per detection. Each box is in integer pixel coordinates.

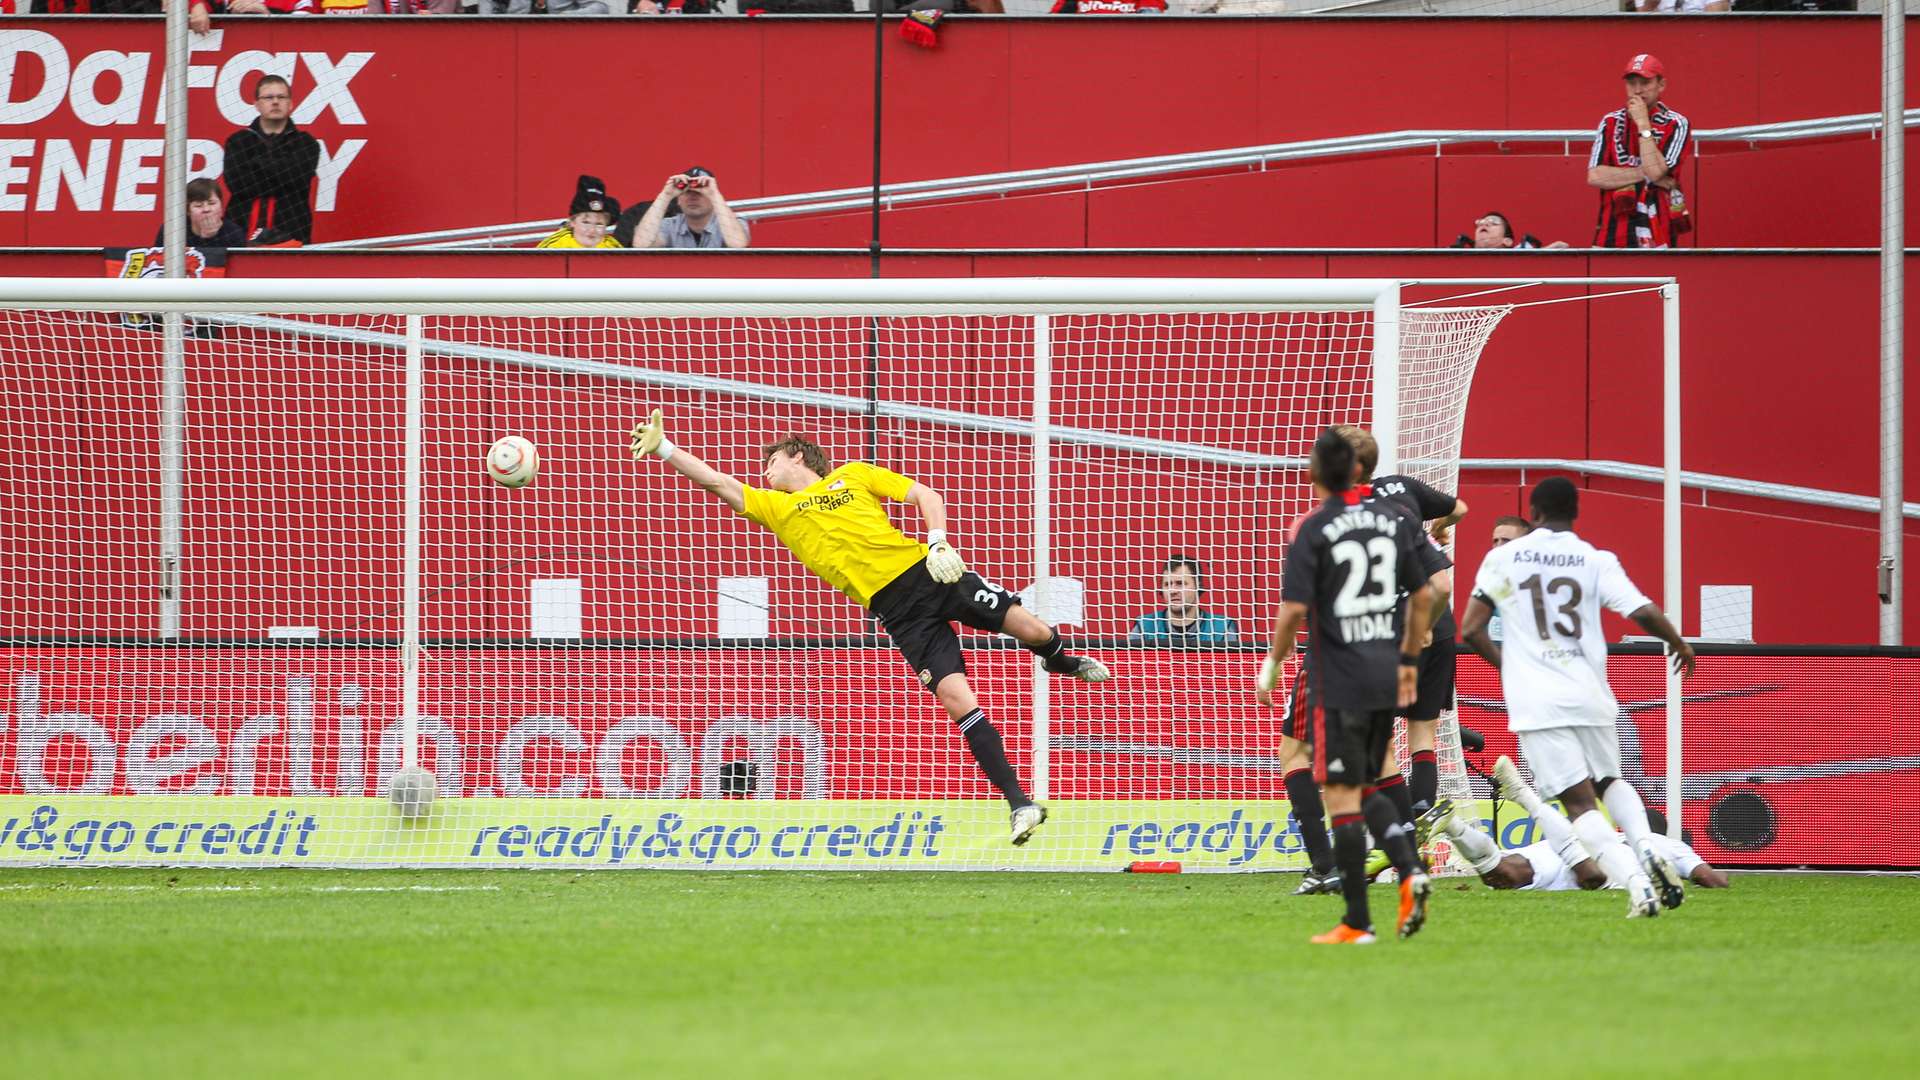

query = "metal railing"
[
  {"left": 1459, "top": 458, "right": 1920, "bottom": 520},
  {"left": 310, "top": 109, "right": 1920, "bottom": 252}
]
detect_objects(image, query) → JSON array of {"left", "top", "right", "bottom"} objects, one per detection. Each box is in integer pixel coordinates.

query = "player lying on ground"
[
  {"left": 1459, "top": 477, "right": 1697, "bottom": 918},
  {"left": 630, "top": 411, "right": 1109, "bottom": 846},
  {"left": 1259, "top": 428, "right": 1439, "bottom": 944},
  {"left": 1437, "top": 755, "right": 1729, "bottom": 892}
]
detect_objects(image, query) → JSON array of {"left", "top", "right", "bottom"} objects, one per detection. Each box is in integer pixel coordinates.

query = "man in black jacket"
[{"left": 222, "top": 75, "right": 321, "bottom": 244}]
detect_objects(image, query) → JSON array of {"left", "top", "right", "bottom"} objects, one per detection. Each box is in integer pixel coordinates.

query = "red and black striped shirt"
[{"left": 1588, "top": 102, "right": 1691, "bottom": 249}]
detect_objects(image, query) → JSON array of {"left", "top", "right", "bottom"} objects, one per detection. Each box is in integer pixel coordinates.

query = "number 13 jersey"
[{"left": 1471, "top": 527, "right": 1652, "bottom": 731}]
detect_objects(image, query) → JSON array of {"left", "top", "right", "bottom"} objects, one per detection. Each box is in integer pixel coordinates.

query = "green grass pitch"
[{"left": 2, "top": 870, "right": 1914, "bottom": 1078}]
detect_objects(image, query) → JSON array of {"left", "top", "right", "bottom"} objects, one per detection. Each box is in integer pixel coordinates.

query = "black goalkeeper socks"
[
  {"left": 1284, "top": 768, "right": 1335, "bottom": 875},
  {"left": 1331, "top": 814, "right": 1371, "bottom": 930},
  {"left": 958, "top": 709, "right": 1031, "bottom": 809},
  {"left": 1364, "top": 789, "right": 1421, "bottom": 879},
  {"left": 1028, "top": 629, "right": 1081, "bottom": 675},
  {"left": 1410, "top": 750, "right": 1438, "bottom": 816}
]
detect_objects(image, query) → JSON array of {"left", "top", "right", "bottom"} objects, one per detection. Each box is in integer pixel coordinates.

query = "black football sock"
[
  {"left": 1331, "top": 814, "right": 1371, "bottom": 930},
  {"left": 1364, "top": 790, "right": 1421, "bottom": 878},
  {"left": 1377, "top": 772, "right": 1417, "bottom": 831},
  {"left": 1409, "top": 750, "right": 1439, "bottom": 816},
  {"left": 958, "top": 709, "right": 1030, "bottom": 809},
  {"left": 1028, "top": 629, "right": 1081, "bottom": 675},
  {"left": 1284, "top": 768, "right": 1334, "bottom": 875}
]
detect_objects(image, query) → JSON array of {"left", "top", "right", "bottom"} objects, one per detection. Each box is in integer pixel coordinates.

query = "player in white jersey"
[
  {"left": 1459, "top": 478, "right": 1697, "bottom": 918},
  {"left": 1435, "top": 755, "right": 1729, "bottom": 892}
]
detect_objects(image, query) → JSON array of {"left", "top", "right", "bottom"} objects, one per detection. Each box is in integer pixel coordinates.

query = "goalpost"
[{"left": 0, "top": 276, "right": 1678, "bottom": 870}]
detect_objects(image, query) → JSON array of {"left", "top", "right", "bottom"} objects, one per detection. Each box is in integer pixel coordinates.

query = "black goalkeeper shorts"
[{"left": 869, "top": 563, "right": 1020, "bottom": 695}]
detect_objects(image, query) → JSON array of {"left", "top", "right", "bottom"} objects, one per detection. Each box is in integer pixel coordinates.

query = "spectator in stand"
[
  {"left": 1128, "top": 555, "right": 1241, "bottom": 646},
  {"left": 622, "top": 167, "right": 751, "bottom": 250},
  {"left": 153, "top": 178, "right": 248, "bottom": 249},
  {"left": 31, "top": 1, "right": 159, "bottom": 10},
  {"left": 1636, "top": 0, "right": 1729, "bottom": 10},
  {"left": 222, "top": 75, "right": 321, "bottom": 245},
  {"left": 630, "top": 0, "right": 723, "bottom": 11},
  {"left": 1050, "top": 0, "right": 1165, "bottom": 11},
  {"left": 1177, "top": 0, "right": 1286, "bottom": 10},
  {"left": 1587, "top": 53, "right": 1692, "bottom": 249},
  {"left": 1450, "top": 211, "right": 1570, "bottom": 250},
  {"left": 537, "top": 176, "right": 623, "bottom": 249},
  {"left": 168, "top": 0, "right": 266, "bottom": 34}
]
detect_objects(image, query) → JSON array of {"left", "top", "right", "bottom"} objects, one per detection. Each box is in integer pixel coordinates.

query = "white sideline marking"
[{"left": 0, "top": 883, "right": 502, "bottom": 894}]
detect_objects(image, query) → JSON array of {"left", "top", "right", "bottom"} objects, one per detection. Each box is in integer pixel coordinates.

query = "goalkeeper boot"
[
  {"left": 1069, "top": 657, "right": 1112, "bottom": 685},
  {"left": 1396, "top": 871, "right": 1432, "bottom": 940},
  {"left": 1639, "top": 841, "right": 1687, "bottom": 910},
  {"left": 1010, "top": 803, "right": 1048, "bottom": 847},
  {"left": 1310, "top": 923, "right": 1376, "bottom": 945}
]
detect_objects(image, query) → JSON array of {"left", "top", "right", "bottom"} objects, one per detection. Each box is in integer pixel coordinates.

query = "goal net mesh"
[{"left": 0, "top": 294, "right": 1506, "bottom": 869}]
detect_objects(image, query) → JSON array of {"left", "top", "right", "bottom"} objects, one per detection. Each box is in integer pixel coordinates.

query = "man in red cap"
[{"left": 1586, "top": 54, "right": 1692, "bottom": 249}]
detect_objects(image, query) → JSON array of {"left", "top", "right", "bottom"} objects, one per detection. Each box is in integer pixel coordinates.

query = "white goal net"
[{"left": 0, "top": 278, "right": 1506, "bottom": 870}]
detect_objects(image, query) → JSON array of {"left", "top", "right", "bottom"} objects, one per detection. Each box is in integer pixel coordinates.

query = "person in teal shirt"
[{"left": 1128, "top": 555, "right": 1241, "bottom": 646}]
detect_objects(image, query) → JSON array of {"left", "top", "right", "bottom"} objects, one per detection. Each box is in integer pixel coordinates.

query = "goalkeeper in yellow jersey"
[{"left": 630, "top": 410, "right": 1111, "bottom": 846}]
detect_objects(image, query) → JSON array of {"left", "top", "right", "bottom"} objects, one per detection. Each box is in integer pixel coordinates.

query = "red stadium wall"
[
  {"left": 4, "top": 246, "right": 1912, "bottom": 644},
  {"left": 2, "top": 17, "right": 1915, "bottom": 248},
  {"left": 0, "top": 645, "right": 1913, "bottom": 868}
]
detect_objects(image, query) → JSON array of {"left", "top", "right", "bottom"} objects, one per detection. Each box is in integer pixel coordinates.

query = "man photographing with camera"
[{"left": 621, "top": 165, "right": 752, "bottom": 249}]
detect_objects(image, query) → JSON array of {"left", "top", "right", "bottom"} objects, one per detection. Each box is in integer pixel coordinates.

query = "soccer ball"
[
  {"left": 388, "top": 765, "right": 437, "bottom": 819},
  {"left": 486, "top": 435, "right": 539, "bottom": 488}
]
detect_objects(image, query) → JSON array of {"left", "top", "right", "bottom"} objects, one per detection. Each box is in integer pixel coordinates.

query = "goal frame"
[{"left": 0, "top": 275, "right": 1684, "bottom": 850}]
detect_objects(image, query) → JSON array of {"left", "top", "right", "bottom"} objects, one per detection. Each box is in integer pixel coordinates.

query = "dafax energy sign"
[{"left": 0, "top": 797, "right": 1386, "bottom": 870}]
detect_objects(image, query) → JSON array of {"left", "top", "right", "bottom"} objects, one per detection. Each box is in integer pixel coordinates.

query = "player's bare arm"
[
  {"left": 1459, "top": 594, "right": 1500, "bottom": 670},
  {"left": 902, "top": 482, "right": 967, "bottom": 584},
  {"left": 628, "top": 408, "right": 746, "bottom": 513},
  {"left": 902, "top": 482, "right": 949, "bottom": 534},
  {"left": 1254, "top": 601, "right": 1307, "bottom": 707},
  {"left": 1628, "top": 602, "right": 1696, "bottom": 677},
  {"left": 1430, "top": 495, "right": 1468, "bottom": 545},
  {"left": 1397, "top": 581, "right": 1437, "bottom": 707}
]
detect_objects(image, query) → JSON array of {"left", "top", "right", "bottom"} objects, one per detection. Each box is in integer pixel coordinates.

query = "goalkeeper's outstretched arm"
[
  {"left": 902, "top": 482, "right": 967, "bottom": 585},
  {"left": 629, "top": 408, "right": 746, "bottom": 513}
]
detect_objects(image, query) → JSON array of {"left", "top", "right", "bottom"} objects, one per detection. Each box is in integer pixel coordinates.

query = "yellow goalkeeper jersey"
[{"left": 738, "top": 462, "right": 927, "bottom": 608}]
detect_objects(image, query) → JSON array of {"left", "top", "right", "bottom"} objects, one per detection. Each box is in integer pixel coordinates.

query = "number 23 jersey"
[
  {"left": 1471, "top": 527, "right": 1652, "bottom": 731},
  {"left": 1282, "top": 493, "right": 1431, "bottom": 711}
]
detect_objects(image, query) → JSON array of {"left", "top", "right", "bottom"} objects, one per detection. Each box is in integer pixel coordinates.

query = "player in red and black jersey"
[
  {"left": 1256, "top": 429, "right": 1440, "bottom": 944},
  {"left": 1336, "top": 426, "right": 1467, "bottom": 824},
  {"left": 1266, "top": 433, "right": 1462, "bottom": 896}
]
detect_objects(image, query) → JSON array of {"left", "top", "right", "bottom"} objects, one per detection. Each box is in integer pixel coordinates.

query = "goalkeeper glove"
[
  {"left": 629, "top": 408, "right": 675, "bottom": 461},
  {"left": 924, "top": 529, "right": 966, "bottom": 585}
]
